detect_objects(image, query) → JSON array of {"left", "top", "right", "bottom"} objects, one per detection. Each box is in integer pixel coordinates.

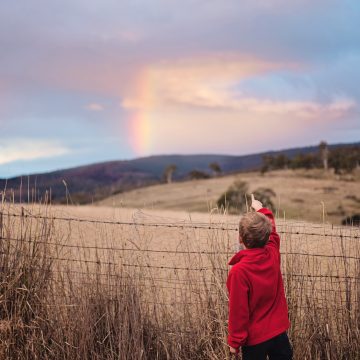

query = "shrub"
[
  {"left": 342, "top": 214, "right": 360, "bottom": 226},
  {"left": 188, "top": 170, "right": 210, "bottom": 180},
  {"left": 217, "top": 181, "right": 249, "bottom": 213},
  {"left": 217, "top": 182, "right": 276, "bottom": 214}
]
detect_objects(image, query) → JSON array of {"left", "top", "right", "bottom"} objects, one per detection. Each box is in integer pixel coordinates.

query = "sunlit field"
[
  {"left": 1, "top": 201, "right": 359, "bottom": 359},
  {"left": 98, "top": 169, "right": 360, "bottom": 225}
]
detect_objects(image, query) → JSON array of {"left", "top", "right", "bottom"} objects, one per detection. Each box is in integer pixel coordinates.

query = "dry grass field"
[
  {"left": 98, "top": 169, "right": 360, "bottom": 225},
  {"left": 0, "top": 199, "right": 359, "bottom": 359}
]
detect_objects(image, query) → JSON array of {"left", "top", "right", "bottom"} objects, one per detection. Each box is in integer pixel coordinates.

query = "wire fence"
[
  {"left": 1, "top": 206, "right": 360, "bottom": 358},
  {"left": 3, "top": 235, "right": 360, "bottom": 260},
  {"left": 3, "top": 211, "right": 360, "bottom": 239},
  {"left": 1, "top": 208, "right": 359, "bottom": 308}
]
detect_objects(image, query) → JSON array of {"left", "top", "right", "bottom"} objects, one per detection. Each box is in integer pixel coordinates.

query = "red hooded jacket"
[{"left": 227, "top": 208, "right": 290, "bottom": 349}]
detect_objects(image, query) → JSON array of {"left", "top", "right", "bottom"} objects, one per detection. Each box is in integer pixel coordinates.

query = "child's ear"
[{"left": 238, "top": 234, "right": 243, "bottom": 244}]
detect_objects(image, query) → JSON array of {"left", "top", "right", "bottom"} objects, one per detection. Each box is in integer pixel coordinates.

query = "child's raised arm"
[{"left": 251, "top": 194, "right": 280, "bottom": 250}]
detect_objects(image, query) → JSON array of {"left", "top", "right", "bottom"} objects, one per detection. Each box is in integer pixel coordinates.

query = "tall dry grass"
[{"left": 0, "top": 200, "right": 359, "bottom": 359}]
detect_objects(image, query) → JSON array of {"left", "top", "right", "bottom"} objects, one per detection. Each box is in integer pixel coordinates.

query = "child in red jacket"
[{"left": 227, "top": 195, "right": 292, "bottom": 359}]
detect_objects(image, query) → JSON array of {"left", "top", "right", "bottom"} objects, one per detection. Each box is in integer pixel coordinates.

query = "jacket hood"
[{"left": 228, "top": 248, "right": 266, "bottom": 266}]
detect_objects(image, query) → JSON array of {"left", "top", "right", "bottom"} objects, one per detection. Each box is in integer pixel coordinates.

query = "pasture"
[
  {"left": 0, "top": 201, "right": 359, "bottom": 359},
  {"left": 98, "top": 169, "right": 360, "bottom": 225}
]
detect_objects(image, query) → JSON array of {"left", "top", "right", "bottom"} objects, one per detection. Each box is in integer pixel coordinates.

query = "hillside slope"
[
  {"left": 98, "top": 169, "right": 360, "bottom": 224},
  {"left": 1, "top": 142, "right": 358, "bottom": 204}
]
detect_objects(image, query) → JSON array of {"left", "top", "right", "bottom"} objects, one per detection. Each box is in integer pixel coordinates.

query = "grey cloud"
[
  {"left": 1, "top": 1, "right": 359, "bottom": 62},
  {"left": 0, "top": 0, "right": 358, "bottom": 175}
]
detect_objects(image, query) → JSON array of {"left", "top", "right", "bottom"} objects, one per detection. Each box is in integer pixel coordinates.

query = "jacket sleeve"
[
  {"left": 227, "top": 267, "right": 249, "bottom": 349},
  {"left": 258, "top": 208, "right": 280, "bottom": 250}
]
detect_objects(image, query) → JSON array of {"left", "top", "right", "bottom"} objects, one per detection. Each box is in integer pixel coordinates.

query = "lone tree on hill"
[
  {"left": 209, "top": 162, "right": 222, "bottom": 176},
  {"left": 163, "top": 164, "right": 177, "bottom": 184},
  {"left": 319, "top": 141, "right": 329, "bottom": 170}
]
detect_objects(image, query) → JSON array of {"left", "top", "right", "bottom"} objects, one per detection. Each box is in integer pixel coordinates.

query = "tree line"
[
  {"left": 162, "top": 142, "right": 360, "bottom": 184},
  {"left": 163, "top": 162, "right": 222, "bottom": 183},
  {"left": 261, "top": 142, "right": 360, "bottom": 174}
]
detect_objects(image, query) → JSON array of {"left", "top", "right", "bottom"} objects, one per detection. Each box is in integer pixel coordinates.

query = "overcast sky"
[{"left": 1, "top": 0, "right": 359, "bottom": 177}]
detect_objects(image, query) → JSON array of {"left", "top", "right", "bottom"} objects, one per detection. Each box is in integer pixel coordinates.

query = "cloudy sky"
[{"left": 1, "top": 0, "right": 359, "bottom": 177}]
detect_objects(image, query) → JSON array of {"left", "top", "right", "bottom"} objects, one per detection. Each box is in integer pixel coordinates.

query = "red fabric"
[{"left": 227, "top": 208, "right": 290, "bottom": 349}]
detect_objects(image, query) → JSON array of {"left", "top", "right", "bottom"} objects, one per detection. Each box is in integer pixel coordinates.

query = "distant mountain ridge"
[{"left": 1, "top": 142, "right": 358, "bottom": 204}]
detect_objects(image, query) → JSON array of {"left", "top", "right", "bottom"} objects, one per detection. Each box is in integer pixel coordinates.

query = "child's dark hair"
[{"left": 239, "top": 212, "right": 272, "bottom": 248}]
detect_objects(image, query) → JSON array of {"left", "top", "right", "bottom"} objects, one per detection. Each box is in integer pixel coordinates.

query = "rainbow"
[
  {"left": 127, "top": 68, "right": 154, "bottom": 155},
  {"left": 128, "top": 111, "right": 152, "bottom": 156}
]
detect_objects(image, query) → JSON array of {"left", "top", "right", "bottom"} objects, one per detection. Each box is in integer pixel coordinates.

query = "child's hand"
[
  {"left": 229, "top": 346, "right": 239, "bottom": 356},
  {"left": 251, "top": 194, "right": 263, "bottom": 211}
]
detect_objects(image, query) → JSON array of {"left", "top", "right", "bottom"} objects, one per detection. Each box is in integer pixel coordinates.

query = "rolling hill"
[
  {"left": 98, "top": 168, "right": 360, "bottom": 224},
  {"left": 0, "top": 142, "right": 358, "bottom": 204}
]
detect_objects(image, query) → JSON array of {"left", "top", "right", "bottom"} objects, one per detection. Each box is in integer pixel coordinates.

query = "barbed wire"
[
  {"left": 45, "top": 291, "right": 359, "bottom": 308},
  {"left": 5, "top": 250, "right": 360, "bottom": 280},
  {"left": 2, "top": 212, "right": 359, "bottom": 239},
  {"left": 35, "top": 267, "right": 360, "bottom": 288},
  {"left": 50, "top": 268, "right": 219, "bottom": 285},
  {"left": 3, "top": 236, "right": 360, "bottom": 261},
  {"left": 49, "top": 276, "right": 216, "bottom": 293},
  {"left": 45, "top": 267, "right": 358, "bottom": 288},
  {"left": 2, "top": 212, "right": 359, "bottom": 299},
  {"left": 53, "top": 278, "right": 357, "bottom": 295},
  {"left": 45, "top": 298, "right": 359, "bottom": 310}
]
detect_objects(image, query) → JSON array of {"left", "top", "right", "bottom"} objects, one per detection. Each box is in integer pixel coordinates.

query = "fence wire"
[
  {"left": 3, "top": 211, "right": 360, "bottom": 239},
  {"left": 1, "top": 209, "right": 359, "bottom": 305}
]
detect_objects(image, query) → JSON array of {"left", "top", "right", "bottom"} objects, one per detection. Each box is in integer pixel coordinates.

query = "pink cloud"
[
  {"left": 85, "top": 103, "right": 104, "bottom": 111},
  {"left": 122, "top": 56, "right": 355, "bottom": 121}
]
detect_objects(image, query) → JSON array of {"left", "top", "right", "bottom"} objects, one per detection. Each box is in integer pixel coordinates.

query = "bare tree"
[
  {"left": 319, "top": 141, "right": 329, "bottom": 170},
  {"left": 209, "top": 162, "right": 222, "bottom": 177},
  {"left": 164, "top": 164, "right": 177, "bottom": 184}
]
